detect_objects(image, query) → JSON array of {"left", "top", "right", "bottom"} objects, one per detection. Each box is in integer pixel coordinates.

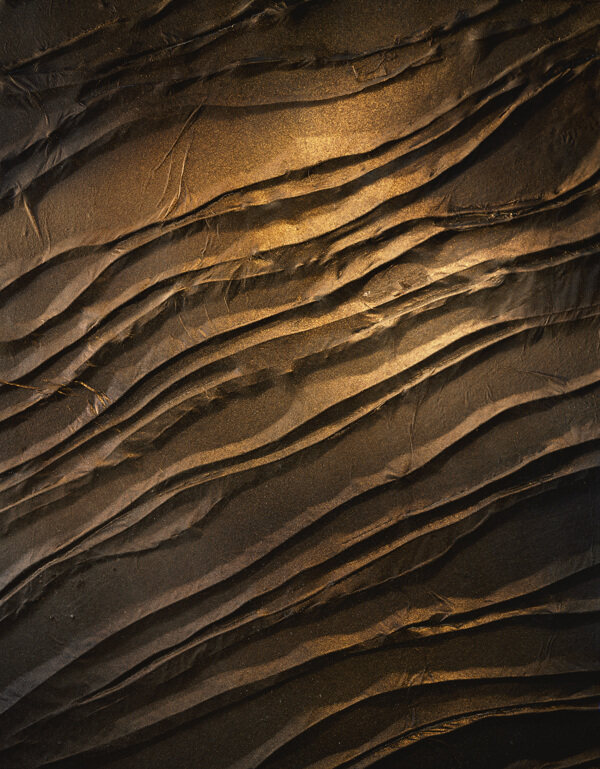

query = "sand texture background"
[{"left": 0, "top": 1, "right": 599, "bottom": 767}]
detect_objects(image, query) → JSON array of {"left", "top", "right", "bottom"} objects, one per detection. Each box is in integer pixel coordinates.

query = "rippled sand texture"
[{"left": 0, "top": 1, "right": 599, "bottom": 767}]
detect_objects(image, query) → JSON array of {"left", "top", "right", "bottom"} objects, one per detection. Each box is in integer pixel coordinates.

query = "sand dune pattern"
[{"left": 0, "top": 1, "right": 599, "bottom": 767}]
